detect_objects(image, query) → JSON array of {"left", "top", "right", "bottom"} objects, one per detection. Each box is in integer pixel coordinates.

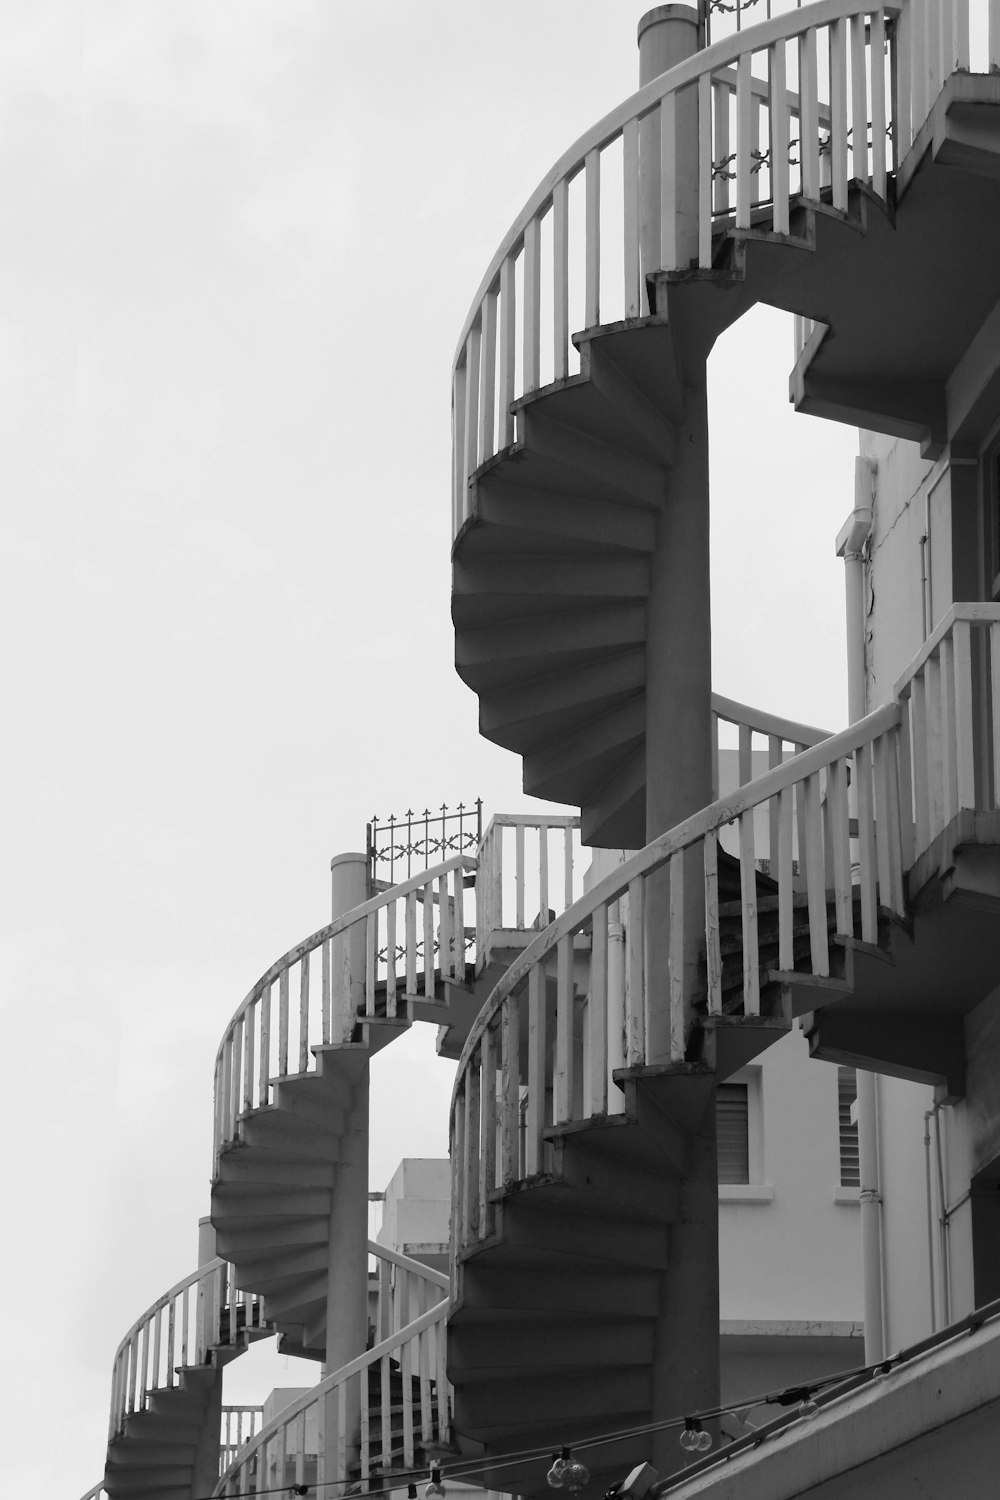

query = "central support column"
[
  {"left": 191, "top": 1218, "right": 225, "bottom": 1500},
  {"left": 324, "top": 852, "right": 371, "bottom": 1480},
  {"left": 637, "top": 9, "right": 720, "bottom": 1461},
  {"left": 643, "top": 372, "right": 721, "bottom": 1475},
  {"left": 644, "top": 373, "right": 714, "bottom": 1059}
]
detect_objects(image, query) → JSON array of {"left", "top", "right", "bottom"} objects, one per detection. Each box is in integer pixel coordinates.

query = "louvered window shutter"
[
  {"left": 838, "top": 1067, "right": 860, "bottom": 1187},
  {"left": 716, "top": 1083, "right": 750, "bottom": 1184}
]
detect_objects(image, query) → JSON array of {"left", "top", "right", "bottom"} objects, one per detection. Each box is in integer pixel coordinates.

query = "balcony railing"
[
  {"left": 453, "top": 0, "right": 1000, "bottom": 539},
  {"left": 214, "top": 855, "right": 475, "bottom": 1168},
  {"left": 453, "top": 0, "right": 901, "bottom": 537},
  {"left": 214, "top": 1247, "right": 450, "bottom": 1499},
  {"left": 108, "top": 1259, "right": 267, "bottom": 1441},
  {"left": 451, "top": 607, "right": 1000, "bottom": 1268}
]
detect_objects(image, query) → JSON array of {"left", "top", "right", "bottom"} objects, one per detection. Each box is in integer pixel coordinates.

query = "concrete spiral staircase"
[
  {"left": 446, "top": 0, "right": 1000, "bottom": 1491},
  {"left": 86, "top": 6, "right": 1000, "bottom": 1497}
]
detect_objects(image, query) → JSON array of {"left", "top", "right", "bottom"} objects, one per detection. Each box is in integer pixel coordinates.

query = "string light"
[
  {"left": 184, "top": 1329, "right": 976, "bottom": 1500},
  {"left": 547, "top": 1446, "right": 590, "bottom": 1490},
  {"left": 425, "top": 1465, "right": 447, "bottom": 1499},
  {"left": 679, "top": 1419, "right": 712, "bottom": 1453},
  {"left": 547, "top": 1449, "right": 569, "bottom": 1488},
  {"left": 563, "top": 1456, "right": 591, "bottom": 1491}
]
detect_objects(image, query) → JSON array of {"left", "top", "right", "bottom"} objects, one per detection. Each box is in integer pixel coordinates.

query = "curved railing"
[
  {"left": 214, "top": 1273, "right": 450, "bottom": 1497},
  {"left": 78, "top": 1486, "right": 108, "bottom": 1500},
  {"left": 214, "top": 855, "right": 476, "bottom": 1166},
  {"left": 450, "top": 698, "right": 904, "bottom": 1260},
  {"left": 711, "top": 691, "right": 829, "bottom": 786},
  {"left": 109, "top": 1258, "right": 267, "bottom": 1440},
  {"left": 452, "top": 0, "right": 898, "bottom": 536},
  {"left": 450, "top": 607, "right": 1000, "bottom": 1264}
]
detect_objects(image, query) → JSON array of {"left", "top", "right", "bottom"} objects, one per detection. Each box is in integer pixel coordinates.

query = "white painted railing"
[
  {"left": 472, "top": 710, "right": 828, "bottom": 957},
  {"left": 78, "top": 1487, "right": 108, "bottom": 1500},
  {"left": 214, "top": 855, "right": 475, "bottom": 1166},
  {"left": 109, "top": 1258, "right": 267, "bottom": 1440},
  {"left": 450, "top": 701, "right": 904, "bottom": 1259},
  {"left": 895, "top": 604, "right": 1000, "bottom": 850},
  {"left": 450, "top": 608, "right": 1000, "bottom": 1263},
  {"left": 712, "top": 691, "right": 830, "bottom": 788},
  {"left": 220, "top": 1406, "right": 265, "bottom": 1473},
  {"left": 213, "top": 1293, "right": 450, "bottom": 1498},
  {"left": 898, "top": 0, "right": 1000, "bottom": 151},
  {"left": 453, "top": 0, "right": 897, "bottom": 536},
  {"left": 475, "top": 814, "right": 583, "bottom": 958},
  {"left": 371, "top": 1238, "right": 450, "bottom": 1343}
]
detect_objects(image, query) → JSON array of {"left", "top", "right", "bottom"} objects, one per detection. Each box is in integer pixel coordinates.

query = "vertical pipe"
[
  {"left": 836, "top": 464, "right": 885, "bottom": 1359},
  {"left": 924, "top": 1110, "right": 939, "bottom": 1329}
]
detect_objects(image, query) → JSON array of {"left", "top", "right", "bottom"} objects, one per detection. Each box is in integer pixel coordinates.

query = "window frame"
[{"left": 717, "top": 1066, "right": 770, "bottom": 1201}]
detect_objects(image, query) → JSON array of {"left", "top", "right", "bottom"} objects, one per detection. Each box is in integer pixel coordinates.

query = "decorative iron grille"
[{"left": 366, "top": 800, "right": 482, "bottom": 895}]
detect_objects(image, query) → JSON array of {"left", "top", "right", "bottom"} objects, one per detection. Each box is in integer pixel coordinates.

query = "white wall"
[
  {"left": 377, "top": 1157, "right": 451, "bottom": 1257},
  {"left": 718, "top": 1028, "right": 862, "bottom": 1325}
]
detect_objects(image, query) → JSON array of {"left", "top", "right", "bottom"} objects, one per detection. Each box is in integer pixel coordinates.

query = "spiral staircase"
[{"left": 85, "top": 2, "right": 1000, "bottom": 1497}]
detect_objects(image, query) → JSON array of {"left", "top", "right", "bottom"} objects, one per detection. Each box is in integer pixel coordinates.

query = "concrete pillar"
[
  {"left": 643, "top": 374, "right": 714, "bottom": 1063},
  {"left": 651, "top": 1103, "right": 721, "bottom": 1476},
  {"left": 191, "top": 1369, "right": 226, "bottom": 1499},
  {"left": 193, "top": 1215, "right": 225, "bottom": 1497},
  {"left": 640, "top": 339, "right": 720, "bottom": 1471},
  {"left": 331, "top": 852, "right": 368, "bottom": 1042},
  {"left": 836, "top": 479, "right": 885, "bottom": 1361},
  {"left": 638, "top": 6, "right": 701, "bottom": 278},
  {"left": 323, "top": 851, "right": 371, "bottom": 1476},
  {"left": 198, "top": 1215, "right": 217, "bottom": 1267}
]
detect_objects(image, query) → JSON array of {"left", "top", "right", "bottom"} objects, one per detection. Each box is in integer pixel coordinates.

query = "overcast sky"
[{"left": 0, "top": 4, "right": 857, "bottom": 1493}]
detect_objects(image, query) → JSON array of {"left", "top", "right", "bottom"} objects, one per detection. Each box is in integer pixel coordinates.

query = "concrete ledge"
[
  {"left": 662, "top": 1315, "right": 1000, "bottom": 1499},
  {"left": 718, "top": 1184, "right": 774, "bottom": 1203}
]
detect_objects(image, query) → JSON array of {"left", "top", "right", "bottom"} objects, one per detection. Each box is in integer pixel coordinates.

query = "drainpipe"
[
  {"left": 836, "top": 459, "right": 885, "bottom": 1361},
  {"left": 932, "top": 1100, "right": 953, "bottom": 1325},
  {"left": 607, "top": 898, "right": 626, "bottom": 1116},
  {"left": 923, "top": 1110, "right": 939, "bottom": 1329}
]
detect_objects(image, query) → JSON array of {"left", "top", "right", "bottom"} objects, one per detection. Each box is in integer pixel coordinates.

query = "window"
[
  {"left": 717, "top": 1083, "right": 750, "bottom": 1185},
  {"left": 838, "top": 1067, "right": 860, "bottom": 1187}
]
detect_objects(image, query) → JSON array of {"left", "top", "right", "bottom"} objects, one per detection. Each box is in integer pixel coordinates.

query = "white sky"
[{"left": 0, "top": 4, "right": 855, "bottom": 1494}]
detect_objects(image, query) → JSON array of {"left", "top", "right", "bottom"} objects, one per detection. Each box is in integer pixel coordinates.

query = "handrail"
[
  {"left": 711, "top": 692, "right": 830, "bottom": 750},
  {"left": 369, "top": 1238, "right": 449, "bottom": 1290},
  {"left": 894, "top": 601, "right": 1000, "bottom": 697},
  {"left": 450, "top": 609, "right": 1000, "bottom": 1266},
  {"left": 214, "top": 854, "right": 475, "bottom": 1072},
  {"left": 452, "top": 0, "right": 897, "bottom": 535},
  {"left": 453, "top": 0, "right": 888, "bottom": 364},
  {"left": 454, "top": 699, "right": 899, "bottom": 1094},
  {"left": 108, "top": 1256, "right": 266, "bottom": 1441},
  {"left": 214, "top": 853, "right": 476, "bottom": 1164},
  {"left": 213, "top": 1297, "right": 450, "bottom": 1498}
]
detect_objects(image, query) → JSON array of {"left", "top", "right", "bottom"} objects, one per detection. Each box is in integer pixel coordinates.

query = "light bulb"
[
  {"left": 425, "top": 1466, "right": 446, "bottom": 1499},
  {"left": 696, "top": 1430, "right": 713, "bottom": 1453},
  {"left": 798, "top": 1396, "right": 819, "bottom": 1418},
  {"left": 562, "top": 1458, "right": 590, "bottom": 1493},
  {"left": 547, "top": 1451, "right": 569, "bottom": 1489},
  {"left": 679, "top": 1423, "right": 699, "bottom": 1452}
]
